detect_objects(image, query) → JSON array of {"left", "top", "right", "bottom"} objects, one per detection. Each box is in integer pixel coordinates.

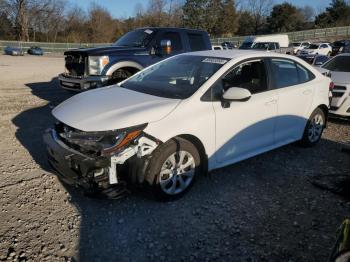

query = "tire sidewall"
[
  {"left": 301, "top": 108, "right": 326, "bottom": 147},
  {"left": 145, "top": 138, "right": 201, "bottom": 201}
]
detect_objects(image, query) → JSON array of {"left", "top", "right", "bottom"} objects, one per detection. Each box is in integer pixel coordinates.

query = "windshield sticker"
[
  {"left": 144, "top": 29, "right": 153, "bottom": 34},
  {"left": 202, "top": 58, "right": 227, "bottom": 64}
]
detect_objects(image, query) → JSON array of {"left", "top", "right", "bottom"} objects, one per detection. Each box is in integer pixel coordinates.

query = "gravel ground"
[{"left": 0, "top": 54, "right": 349, "bottom": 262}]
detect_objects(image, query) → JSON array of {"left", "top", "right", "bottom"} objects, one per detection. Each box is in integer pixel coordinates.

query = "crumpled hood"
[{"left": 52, "top": 87, "right": 181, "bottom": 132}]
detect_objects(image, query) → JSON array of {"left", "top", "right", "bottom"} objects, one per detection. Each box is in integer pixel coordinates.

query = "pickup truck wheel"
[
  {"left": 300, "top": 108, "right": 325, "bottom": 147},
  {"left": 111, "top": 69, "right": 132, "bottom": 84},
  {"left": 145, "top": 137, "right": 201, "bottom": 201}
]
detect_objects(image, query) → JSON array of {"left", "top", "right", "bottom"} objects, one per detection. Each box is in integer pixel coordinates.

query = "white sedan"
[
  {"left": 44, "top": 50, "right": 331, "bottom": 200},
  {"left": 300, "top": 43, "right": 332, "bottom": 56},
  {"left": 321, "top": 54, "right": 350, "bottom": 117}
]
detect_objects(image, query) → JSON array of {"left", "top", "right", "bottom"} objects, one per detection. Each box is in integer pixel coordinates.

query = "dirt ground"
[{"left": 0, "top": 54, "right": 349, "bottom": 262}]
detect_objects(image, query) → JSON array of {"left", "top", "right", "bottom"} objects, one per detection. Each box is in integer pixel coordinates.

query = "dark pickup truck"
[{"left": 59, "top": 27, "right": 212, "bottom": 91}]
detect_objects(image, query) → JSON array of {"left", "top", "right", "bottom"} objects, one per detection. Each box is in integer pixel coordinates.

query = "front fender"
[{"left": 104, "top": 61, "right": 144, "bottom": 76}]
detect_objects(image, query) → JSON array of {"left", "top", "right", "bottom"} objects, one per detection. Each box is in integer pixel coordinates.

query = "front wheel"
[
  {"left": 145, "top": 137, "right": 201, "bottom": 201},
  {"left": 300, "top": 108, "right": 326, "bottom": 147}
]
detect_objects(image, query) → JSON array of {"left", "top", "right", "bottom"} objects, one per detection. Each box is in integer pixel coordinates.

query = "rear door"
[{"left": 269, "top": 58, "right": 316, "bottom": 143}]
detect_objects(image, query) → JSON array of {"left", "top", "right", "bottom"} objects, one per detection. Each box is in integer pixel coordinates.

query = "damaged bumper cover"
[{"left": 43, "top": 127, "right": 158, "bottom": 198}]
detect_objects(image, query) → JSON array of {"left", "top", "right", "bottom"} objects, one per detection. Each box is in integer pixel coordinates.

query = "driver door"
[{"left": 211, "top": 59, "right": 278, "bottom": 166}]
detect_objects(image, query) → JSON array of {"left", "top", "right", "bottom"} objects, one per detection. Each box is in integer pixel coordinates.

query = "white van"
[{"left": 240, "top": 34, "right": 289, "bottom": 49}]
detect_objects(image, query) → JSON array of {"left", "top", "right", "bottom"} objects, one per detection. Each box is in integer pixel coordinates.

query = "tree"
[
  {"left": 245, "top": 0, "right": 273, "bottom": 34},
  {"left": 315, "top": 0, "right": 350, "bottom": 27},
  {"left": 267, "top": 2, "right": 305, "bottom": 33},
  {"left": 237, "top": 10, "right": 255, "bottom": 35}
]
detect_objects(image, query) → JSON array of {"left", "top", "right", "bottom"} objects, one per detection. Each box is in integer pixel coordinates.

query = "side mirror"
[
  {"left": 221, "top": 87, "right": 251, "bottom": 108},
  {"left": 160, "top": 39, "right": 172, "bottom": 55}
]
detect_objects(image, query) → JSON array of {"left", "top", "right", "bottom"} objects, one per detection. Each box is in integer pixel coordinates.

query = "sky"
[{"left": 69, "top": 0, "right": 333, "bottom": 19}]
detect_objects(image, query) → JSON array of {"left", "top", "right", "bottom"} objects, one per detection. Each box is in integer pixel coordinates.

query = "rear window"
[
  {"left": 323, "top": 56, "right": 350, "bottom": 72},
  {"left": 188, "top": 33, "right": 206, "bottom": 51}
]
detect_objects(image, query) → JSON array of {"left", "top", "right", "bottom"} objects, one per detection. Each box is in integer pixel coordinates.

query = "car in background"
[
  {"left": 27, "top": 46, "right": 43, "bottom": 55},
  {"left": 212, "top": 45, "right": 224, "bottom": 50},
  {"left": 321, "top": 54, "right": 350, "bottom": 117},
  {"left": 44, "top": 50, "right": 331, "bottom": 200},
  {"left": 221, "top": 42, "right": 236, "bottom": 49},
  {"left": 4, "top": 46, "right": 24, "bottom": 56},
  {"left": 298, "top": 54, "right": 330, "bottom": 66},
  {"left": 331, "top": 40, "right": 350, "bottom": 56},
  {"left": 299, "top": 43, "right": 332, "bottom": 57},
  {"left": 240, "top": 34, "right": 289, "bottom": 50},
  {"left": 292, "top": 41, "right": 310, "bottom": 55},
  {"left": 251, "top": 42, "right": 293, "bottom": 54}
]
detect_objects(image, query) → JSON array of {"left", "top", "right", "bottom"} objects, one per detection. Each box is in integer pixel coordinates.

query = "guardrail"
[{"left": 1, "top": 25, "right": 350, "bottom": 54}]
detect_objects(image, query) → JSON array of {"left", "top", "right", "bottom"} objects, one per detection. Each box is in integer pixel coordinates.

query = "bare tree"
[{"left": 245, "top": 0, "right": 273, "bottom": 34}]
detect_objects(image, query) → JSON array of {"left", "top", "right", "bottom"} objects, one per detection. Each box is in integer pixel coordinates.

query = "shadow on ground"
[{"left": 11, "top": 81, "right": 350, "bottom": 262}]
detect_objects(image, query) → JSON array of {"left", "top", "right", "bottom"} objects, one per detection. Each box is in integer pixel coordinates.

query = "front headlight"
[
  {"left": 88, "top": 56, "right": 109, "bottom": 75},
  {"left": 60, "top": 124, "right": 147, "bottom": 156}
]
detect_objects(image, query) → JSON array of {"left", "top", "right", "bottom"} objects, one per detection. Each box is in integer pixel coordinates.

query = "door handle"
[
  {"left": 265, "top": 99, "right": 277, "bottom": 106},
  {"left": 303, "top": 90, "right": 312, "bottom": 95}
]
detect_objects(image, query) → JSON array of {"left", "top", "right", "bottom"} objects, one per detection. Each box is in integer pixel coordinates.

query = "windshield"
[
  {"left": 113, "top": 29, "right": 155, "bottom": 47},
  {"left": 333, "top": 41, "right": 345, "bottom": 47},
  {"left": 308, "top": 44, "right": 319, "bottom": 49},
  {"left": 121, "top": 55, "right": 228, "bottom": 99},
  {"left": 322, "top": 56, "right": 350, "bottom": 72},
  {"left": 252, "top": 43, "right": 269, "bottom": 50},
  {"left": 239, "top": 42, "right": 253, "bottom": 49}
]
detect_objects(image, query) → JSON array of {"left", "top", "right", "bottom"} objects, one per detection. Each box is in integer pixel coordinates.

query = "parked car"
[
  {"left": 321, "top": 54, "right": 350, "bottom": 117},
  {"left": 44, "top": 50, "right": 331, "bottom": 200},
  {"left": 331, "top": 40, "right": 350, "bottom": 56},
  {"left": 27, "top": 46, "right": 43, "bottom": 55},
  {"left": 299, "top": 43, "right": 332, "bottom": 56},
  {"left": 4, "top": 46, "right": 24, "bottom": 56},
  {"left": 239, "top": 34, "right": 289, "bottom": 50},
  {"left": 292, "top": 41, "right": 310, "bottom": 55},
  {"left": 297, "top": 54, "right": 330, "bottom": 66},
  {"left": 59, "top": 27, "right": 212, "bottom": 91},
  {"left": 221, "top": 42, "right": 236, "bottom": 49},
  {"left": 212, "top": 45, "right": 224, "bottom": 50},
  {"left": 251, "top": 42, "right": 293, "bottom": 54}
]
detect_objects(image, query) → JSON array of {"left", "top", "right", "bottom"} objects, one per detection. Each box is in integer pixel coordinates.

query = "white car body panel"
[
  {"left": 300, "top": 43, "right": 332, "bottom": 56},
  {"left": 52, "top": 87, "right": 181, "bottom": 131},
  {"left": 244, "top": 34, "right": 289, "bottom": 48},
  {"left": 53, "top": 50, "right": 331, "bottom": 171}
]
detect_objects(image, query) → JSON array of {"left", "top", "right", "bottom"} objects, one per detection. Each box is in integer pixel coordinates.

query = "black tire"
[
  {"left": 111, "top": 69, "right": 133, "bottom": 84},
  {"left": 144, "top": 137, "right": 201, "bottom": 201},
  {"left": 300, "top": 108, "right": 326, "bottom": 147}
]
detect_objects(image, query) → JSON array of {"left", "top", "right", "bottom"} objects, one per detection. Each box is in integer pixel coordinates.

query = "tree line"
[{"left": 0, "top": 0, "right": 349, "bottom": 43}]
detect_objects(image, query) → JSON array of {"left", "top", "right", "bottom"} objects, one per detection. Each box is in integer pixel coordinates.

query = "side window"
[
  {"left": 161, "top": 32, "right": 183, "bottom": 51},
  {"left": 271, "top": 59, "right": 299, "bottom": 88},
  {"left": 320, "top": 44, "right": 327, "bottom": 49},
  {"left": 188, "top": 33, "right": 206, "bottom": 51},
  {"left": 202, "top": 60, "right": 268, "bottom": 101},
  {"left": 268, "top": 43, "right": 275, "bottom": 50},
  {"left": 271, "top": 59, "right": 314, "bottom": 88}
]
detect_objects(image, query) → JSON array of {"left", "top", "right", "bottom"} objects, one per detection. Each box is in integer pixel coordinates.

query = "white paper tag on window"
[
  {"left": 144, "top": 29, "right": 153, "bottom": 34},
  {"left": 202, "top": 58, "right": 227, "bottom": 64}
]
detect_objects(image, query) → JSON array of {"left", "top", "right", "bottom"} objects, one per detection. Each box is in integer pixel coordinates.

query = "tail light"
[{"left": 329, "top": 82, "right": 335, "bottom": 91}]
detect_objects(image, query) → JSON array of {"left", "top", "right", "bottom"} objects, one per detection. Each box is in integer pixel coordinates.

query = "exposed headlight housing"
[
  {"left": 57, "top": 123, "right": 147, "bottom": 156},
  {"left": 88, "top": 56, "right": 109, "bottom": 75}
]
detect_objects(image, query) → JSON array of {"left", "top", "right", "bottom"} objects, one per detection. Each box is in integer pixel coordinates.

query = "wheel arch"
[
  {"left": 176, "top": 134, "right": 208, "bottom": 174},
  {"left": 105, "top": 61, "right": 143, "bottom": 76},
  {"left": 317, "top": 104, "right": 329, "bottom": 126}
]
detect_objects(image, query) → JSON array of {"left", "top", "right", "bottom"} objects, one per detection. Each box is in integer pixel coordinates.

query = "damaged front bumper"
[
  {"left": 43, "top": 128, "right": 158, "bottom": 198},
  {"left": 58, "top": 73, "right": 111, "bottom": 91}
]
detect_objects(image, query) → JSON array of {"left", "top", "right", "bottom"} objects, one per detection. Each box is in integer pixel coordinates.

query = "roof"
[{"left": 186, "top": 49, "right": 293, "bottom": 60}]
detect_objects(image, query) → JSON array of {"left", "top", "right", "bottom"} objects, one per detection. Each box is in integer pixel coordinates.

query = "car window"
[
  {"left": 322, "top": 56, "right": 350, "bottom": 72},
  {"left": 160, "top": 32, "right": 183, "bottom": 51},
  {"left": 203, "top": 59, "right": 268, "bottom": 101},
  {"left": 188, "top": 33, "right": 206, "bottom": 51},
  {"left": 308, "top": 44, "right": 319, "bottom": 49},
  {"left": 271, "top": 59, "right": 299, "bottom": 88},
  {"left": 320, "top": 44, "right": 328, "bottom": 48},
  {"left": 271, "top": 59, "right": 314, "bottom": 88},
  {"left": 122, "top": 55, "right": 228, "bottom": 99},
  {"left": 268, "top": 43, "right": 275, "bottom": 50}
]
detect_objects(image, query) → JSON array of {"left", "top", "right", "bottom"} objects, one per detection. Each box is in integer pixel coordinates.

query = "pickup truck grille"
[{"left": 65, "top": 53, "right": 87, "bottom": 77}]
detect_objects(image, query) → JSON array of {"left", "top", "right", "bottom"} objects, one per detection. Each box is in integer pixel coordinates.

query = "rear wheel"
[
  {"left": 145, "top": 137, "right": 201, "bottom": 201},
  {"left": 300, "top": 108, "right": 326, "bottom": 147}
]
